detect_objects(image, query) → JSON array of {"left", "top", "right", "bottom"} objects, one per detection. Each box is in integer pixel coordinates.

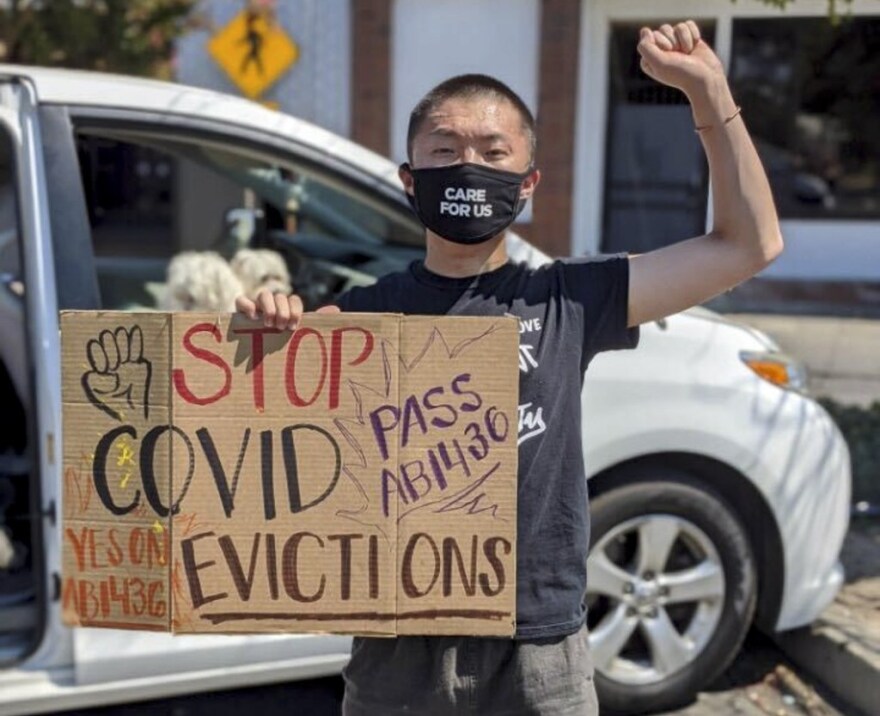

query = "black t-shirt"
[{"left": 337, "top": 253, "right": 640, "bottom": 638}]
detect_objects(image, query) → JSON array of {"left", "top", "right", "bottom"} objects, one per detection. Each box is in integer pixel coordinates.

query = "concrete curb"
[{"left": 774, "top": 623, "right": 878, "bottom": 716}]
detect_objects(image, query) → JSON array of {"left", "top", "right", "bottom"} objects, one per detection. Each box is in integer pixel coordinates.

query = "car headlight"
[{"left": 739, "top": 350, "right": 809, "bottom": 393}]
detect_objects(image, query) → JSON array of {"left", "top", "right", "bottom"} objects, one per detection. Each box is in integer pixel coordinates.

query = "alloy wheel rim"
[{"left": 586, "top": 514, "right": 726, "bottom": 685}]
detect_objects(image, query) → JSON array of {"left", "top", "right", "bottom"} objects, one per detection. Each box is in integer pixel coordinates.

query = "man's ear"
[
  {"left": 398, "top": 163, "right": 415, "bottom": 196},
  {"left": 519, "top": 168, "right": 541, "bottom": 201}
]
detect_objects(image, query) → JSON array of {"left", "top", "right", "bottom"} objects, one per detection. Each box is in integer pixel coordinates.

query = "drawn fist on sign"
[{"left": 82, "top": 326, "right": 152, "bottom": 422}]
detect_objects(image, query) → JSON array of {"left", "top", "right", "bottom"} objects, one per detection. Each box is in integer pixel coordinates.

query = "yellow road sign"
[{"left": 208, "top": 10, "right": 299, "bottom": 99}]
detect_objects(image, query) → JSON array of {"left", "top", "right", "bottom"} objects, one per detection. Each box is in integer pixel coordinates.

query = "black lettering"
[
  {"left": 265, "top": 533, "right": 279, "bottom": 600},
  {"left": 369, "top": 534, "right": 379, "bottom": 599},
  {"left": 261, "top": 430, "right": 275, "bottom": 520},
  {"left": 442, "top": 536, "right": 477, "bottom": 597},
  {"left": 281, "top": 532, "right": 326, "bottom": 602},
  {"left": 479, "top": 537, "right": 511, "bottom": 597},
  {"left": 93, "top": 426, "right": 139, "bottom": 515},
  {"left": 140, "top": 425, "right": 194, "bottom": 517},
  {"left": 283, "top": 425, "right": 342, "bottom": 513},
  {"left": 401, "top": 532, "right": 440, "bottom": 599},
  {"left": 218, "top": 533, "right": 261, "bottom": 602},
  {"left": 180, "top": 531, "right": 227, "bottom": 609},
  {"left": 328, "top": 533, "right": 362, "bottom": 601},
  {"left": 197, "top": 427, "right": 250, "bottom": 518}
]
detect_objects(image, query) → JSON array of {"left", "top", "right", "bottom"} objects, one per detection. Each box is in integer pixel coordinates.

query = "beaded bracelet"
[{"left": 694, "top": 106, "right": 742, "bottom": 133}]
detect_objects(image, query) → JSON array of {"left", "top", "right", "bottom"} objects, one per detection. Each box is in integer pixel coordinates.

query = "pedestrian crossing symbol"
[{"left": 208, "top": 10, "right": 299, "bottom": 99}]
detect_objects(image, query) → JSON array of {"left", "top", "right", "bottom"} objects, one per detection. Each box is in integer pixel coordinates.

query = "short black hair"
[{"left": 406, "top": 74, "right": 536, "bottom": 163}]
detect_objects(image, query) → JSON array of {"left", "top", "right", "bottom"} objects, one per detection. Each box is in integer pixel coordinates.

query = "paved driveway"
[{"left": 58, "top": 631, "right": 848, "bottom": 716}]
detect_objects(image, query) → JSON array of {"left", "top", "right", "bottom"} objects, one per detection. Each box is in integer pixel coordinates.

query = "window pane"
[
  {"left": 0, "top": 127, "right": 37, "bottom": 655},
  {"left": 74, "top": 128, "right": 422, "bottom": 311},
  {"left": 602, "top": 22, "right": 714, "bottom": 254},
  {"left": 730, "top": 17, "right": 880, "bottom": 219}
]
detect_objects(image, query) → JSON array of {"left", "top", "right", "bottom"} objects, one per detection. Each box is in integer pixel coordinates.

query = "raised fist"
[
  {"left": 637, "top": 21, "right": 725, "bottom": 97},
  {"left": 81, "top": 326, "right": 152, "bottom": 422}
]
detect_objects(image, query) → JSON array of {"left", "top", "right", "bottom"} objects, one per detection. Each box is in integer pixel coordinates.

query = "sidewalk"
[
  {"left": 774, "top": 523, "right": 880, "bottom": 716},
  {"left": 717, "top": 309, "right": 880, "bottom": 715}
]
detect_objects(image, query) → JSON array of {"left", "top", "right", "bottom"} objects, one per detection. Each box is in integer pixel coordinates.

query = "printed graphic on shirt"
[{"left": 515, "top": 316, "right": 546, "bottom": 446}]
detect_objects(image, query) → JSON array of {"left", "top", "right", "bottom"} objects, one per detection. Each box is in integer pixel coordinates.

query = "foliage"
[
  {"left": 0, "top": 0, "right": 859, "bottom": 82},
  {"left": 0, "top": 0, "right": 201, "bottom": 79},
  {"left": 747, "top": 0, "right": 855, "bottom": 25},
  {"left": 817, "top": 397, "right": 880, "bottom": 506}
]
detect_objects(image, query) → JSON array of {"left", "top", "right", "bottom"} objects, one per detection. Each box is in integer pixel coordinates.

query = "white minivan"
[{"left": 0, "top": 67, "right": 851, "bottom": 715}]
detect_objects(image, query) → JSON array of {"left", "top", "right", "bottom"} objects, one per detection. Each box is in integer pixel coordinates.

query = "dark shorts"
[{"left": 341, "top": 623, "right": 598, "bottom": 716}]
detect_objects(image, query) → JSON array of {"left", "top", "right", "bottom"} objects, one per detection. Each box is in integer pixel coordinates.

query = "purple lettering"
[
  {"left": 400, "top": 460, "right": 431, "bottom": 504},
  {"left": 423, "top": 386, "right": 457, "bottom": 428},
  {"left": 400, "top": 395, "right": 428, "bottom": 447},
  {"left": 452, "top": 374, "right": 482, "bottom": 412},
  {"left": 381, "top": 467, "right": 406, "bottom": 517},
  {"left": 369, "top": 405, "right": 400, "bottom": 461}
]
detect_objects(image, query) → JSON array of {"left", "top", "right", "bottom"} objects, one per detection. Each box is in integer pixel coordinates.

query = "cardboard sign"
[{"left": 60, "top": 312, "right": 519, "bottom": 636}]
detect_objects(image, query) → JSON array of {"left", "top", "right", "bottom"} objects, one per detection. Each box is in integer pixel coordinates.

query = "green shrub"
[{"left": 816, "top": 397, "right": 880, "bottom": 506}]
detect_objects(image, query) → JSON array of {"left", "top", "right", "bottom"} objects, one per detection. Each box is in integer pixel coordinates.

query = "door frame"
[{"left": 0, "top": 77, "right": 56, "bottom": 668}]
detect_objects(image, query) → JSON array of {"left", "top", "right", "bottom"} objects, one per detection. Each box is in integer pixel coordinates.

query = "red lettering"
[
  {"left": 147, "top": 529, "right": 167, "bottom": 568},
  {"left": 63, "top": 576, "right": 167, "bottom": 622},
  {"left": 66, "top": 579, "right": 101, "bottom": 619},
  {"left": 129, "top": 528, "right": 145, "bottom": 566},
  {"left": 107, "top": 528, "right": 124, "bottom": 567},
  {"left": 62, "top": 577, "right": 81, "bottom": 615},
  {"left": 232, "top": 327, "right": 278, "bottom": 411},
  {"left": 129, "top": 577, "right": 147, "bottom": 616},
  {"left": 88, "top": 527, "right": 106, "bottom": 570},
  {"left": 173, "top": 323, "right": 232, "bottom": 406},
  {"left": 104, "top": 575, "right": 131, "bottom": 616},
  {"left": 148, "top": 581, "right": 167, "bottom": 617},
  {"left": 329, "top": 328, "right": 374, "bottom": 409},
  {"left": 285, "top": 328, "right": 327, "bottom": 407},
  {"left": 65, "top": 527, "right": 89, "bottom": 572}
]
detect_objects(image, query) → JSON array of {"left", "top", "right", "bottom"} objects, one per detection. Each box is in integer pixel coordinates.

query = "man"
[{"left": 236, "top": 20, "right": 782, "bottom": 716}]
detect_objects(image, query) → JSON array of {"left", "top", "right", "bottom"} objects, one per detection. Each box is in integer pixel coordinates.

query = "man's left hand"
[{"left": 637, "top": 21, "right": 725, "bottom": 97}]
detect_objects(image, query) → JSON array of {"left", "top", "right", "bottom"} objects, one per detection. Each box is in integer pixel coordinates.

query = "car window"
[
  {"left": 0, "top": 123, "right": 38, "bottom": 660},
  {"left": 73, "top": 127, "right": 424, "bottom": 311},
  {"left": 0, "top": 129, "right": 28, "bottom": 441}
]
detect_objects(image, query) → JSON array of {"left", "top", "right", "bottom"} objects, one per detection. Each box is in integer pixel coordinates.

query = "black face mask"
[{"left": 401, "top": 162, "right": 533, "bottom": 245}]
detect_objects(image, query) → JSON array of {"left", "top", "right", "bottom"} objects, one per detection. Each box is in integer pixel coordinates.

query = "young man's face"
[{"left": 403, "top": 96, "right": 539, "bottom": 201}]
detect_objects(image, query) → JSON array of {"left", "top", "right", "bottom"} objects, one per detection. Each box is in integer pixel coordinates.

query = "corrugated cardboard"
[{"left": 60, "top": 311, "right": 519, "bottom": 636}]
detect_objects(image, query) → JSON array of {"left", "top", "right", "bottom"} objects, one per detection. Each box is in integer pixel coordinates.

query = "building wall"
[
  {"left": 175, "top": 0, "right": 880, "bottom": 285},
  {"left": 390, "top": 0, "right": 540, "bottom": 166}
]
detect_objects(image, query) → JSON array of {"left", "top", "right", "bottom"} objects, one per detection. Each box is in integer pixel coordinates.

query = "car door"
[
  {"left": 56, "top": 106, "right": 423, "bottom": 685},
  {"left": 0, "top": 75, "right": 56, "bottom": 672}
]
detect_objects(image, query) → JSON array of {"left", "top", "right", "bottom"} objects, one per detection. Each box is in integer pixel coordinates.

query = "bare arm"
[{"left": 627, "top": 21, "right": 784, "bottom": 328}]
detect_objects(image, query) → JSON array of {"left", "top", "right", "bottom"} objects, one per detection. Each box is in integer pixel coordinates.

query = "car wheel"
[{"left": 586, "top": 470, "right": 757, "bottom": 715}]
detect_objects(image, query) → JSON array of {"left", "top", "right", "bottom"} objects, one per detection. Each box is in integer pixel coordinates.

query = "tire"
[{"left": 586, "top": 468, "right": 757, "bottom": 715}]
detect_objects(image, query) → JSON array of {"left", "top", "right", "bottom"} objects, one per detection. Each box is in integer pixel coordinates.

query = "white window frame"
[{"left": 573, "top": 0, "right": 880, "bottom": 281}]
